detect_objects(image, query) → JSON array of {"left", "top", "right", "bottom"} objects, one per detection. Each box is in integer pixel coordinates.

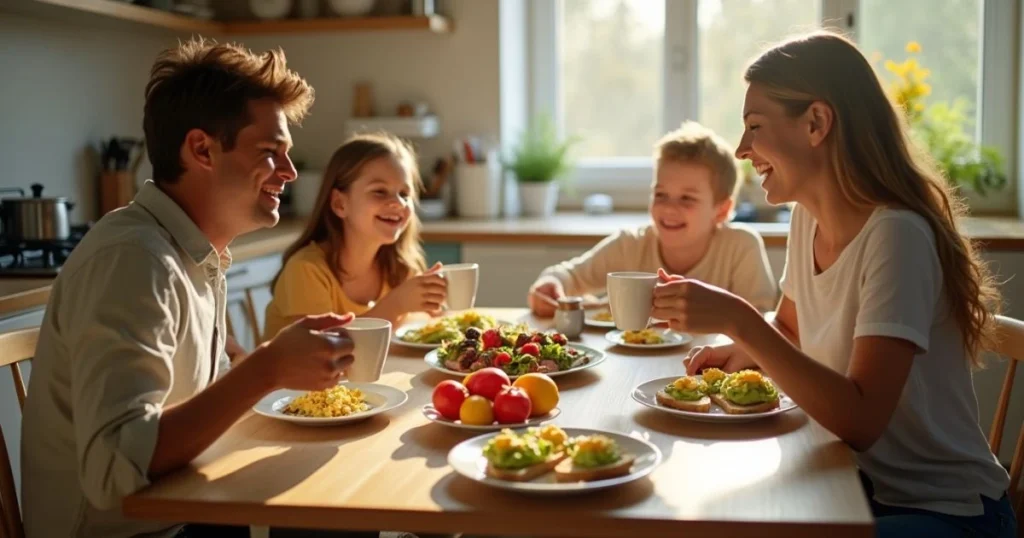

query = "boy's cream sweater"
[{"left": 540, "top": 223, "right": 779, "bottom": 312}]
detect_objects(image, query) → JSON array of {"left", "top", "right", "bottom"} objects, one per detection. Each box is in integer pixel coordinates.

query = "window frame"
[{"left": 528, "top": 0, "right": 1018, "bottom": 212}]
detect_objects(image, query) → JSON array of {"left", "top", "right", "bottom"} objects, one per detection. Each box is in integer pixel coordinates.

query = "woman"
[{"left": 654, "top": 31, "right": 1017, "bottom": 537}]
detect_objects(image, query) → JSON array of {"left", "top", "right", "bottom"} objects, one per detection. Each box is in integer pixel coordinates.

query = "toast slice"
[
  {"left": 485, "top": 451, "right": 567, "bottom": 482},
  {"left": 656, "top": 390, "right": 711, "bottom": 413},
  {"left": 554, "top": 453, "right": 636, "bottom": 483},
  {"left": 710, "top": 393, "right": 780, "bottom": 415}
]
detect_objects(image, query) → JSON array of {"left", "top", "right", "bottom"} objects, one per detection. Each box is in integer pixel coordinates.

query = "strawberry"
[
  {"left": 519, "top": 342, "right": 541, "bottom": 357},
  {"left": 481, "top": 329, "right": 502, "bottom": 350},
  {"left": 551, "top": 333, "right": 567, "bottom": 345},
  {"left": 494, "top": 351, "right": 512, "bottom": 368}
]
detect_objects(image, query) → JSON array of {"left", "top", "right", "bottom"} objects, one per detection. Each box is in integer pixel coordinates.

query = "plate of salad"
[
  {"left": 394, "top": 311, "right": 510, "bottom": 350},
  {"left": 424, "top": 324, "right": 606, "bottom": 379}
]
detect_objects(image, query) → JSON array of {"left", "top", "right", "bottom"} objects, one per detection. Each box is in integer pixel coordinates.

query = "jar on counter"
[{"left": 554, "top": 296, "right": 585, "bottom": 339}]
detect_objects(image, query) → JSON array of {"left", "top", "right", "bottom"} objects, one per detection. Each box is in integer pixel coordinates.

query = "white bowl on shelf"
[
  {"left": 328, "top": 0, "right": 375, "bottom": 16},
  {"left": 250, "top": 0, "right": 292, "bottom": 19}
]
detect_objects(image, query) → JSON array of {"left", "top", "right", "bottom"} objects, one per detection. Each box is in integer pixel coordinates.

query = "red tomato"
[
  {"left": 431, "top": 380, "right": 469, "bottom": 420},
  {"left": 464, "top": 367, "right": 511, "bottom": 400},
  {"left": 481, "top": 329, "right": 502, "bottom": 349},
  {"left": 493, "top": 351, "right": 512, "bottom": 369},
  {"left": 493, "top": 386, "right": 532, "bottom": 424}
]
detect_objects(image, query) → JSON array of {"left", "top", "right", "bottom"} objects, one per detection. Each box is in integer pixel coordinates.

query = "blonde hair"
[
  {"left": 654, "top": 121, "right": 741, "bottom": 202},
  {"left": 144, "top": 37, "right": 313, "bottom": 183},
  {"left": 272, "top": 133, "right": 426, "bottom": 290},
  {"left": 746, "top": 30, "right": 1000, "bottom": 364}
]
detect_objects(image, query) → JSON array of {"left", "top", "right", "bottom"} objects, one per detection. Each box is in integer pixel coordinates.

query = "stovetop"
[{"left": 0, "top": 225, "right": 90, "bottom": 277}]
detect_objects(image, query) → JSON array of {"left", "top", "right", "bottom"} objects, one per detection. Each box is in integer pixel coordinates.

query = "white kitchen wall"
[
  {"left": 230, "top": 0, "right": 501, "bottom": 179},
  {"left": 0, "top": 12, "right": 175, "bottom": 223}
]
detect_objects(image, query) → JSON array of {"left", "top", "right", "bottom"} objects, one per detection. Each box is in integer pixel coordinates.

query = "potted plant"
[
  {"left": 882, "top": 42, "right": 1007, "bottom": 197},
  {"left": 505, "top": 113, "right": 579, "bottom": 217}
]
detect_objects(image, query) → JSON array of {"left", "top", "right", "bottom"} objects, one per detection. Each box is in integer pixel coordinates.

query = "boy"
[{"left": 529, "top": 121, "right": 777, "bottom": 316}]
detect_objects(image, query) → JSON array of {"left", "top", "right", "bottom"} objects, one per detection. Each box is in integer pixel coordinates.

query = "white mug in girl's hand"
[
  {"left": 606, "top": 272, "right": 657, "bottom": 331},
  {"left": 439, "top": 263, "right": 479, "bottom": 311},
  {"left": 343, "top": 317, "right": 392, "bottom": 382}
]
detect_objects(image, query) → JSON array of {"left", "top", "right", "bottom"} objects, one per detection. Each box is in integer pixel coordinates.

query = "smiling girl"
[{"left": 263, "top": 133, "right": 445, "bottom": 339}]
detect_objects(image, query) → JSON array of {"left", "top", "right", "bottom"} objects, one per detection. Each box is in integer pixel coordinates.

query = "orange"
[
  {"left": 512, "top": 373, "right": 559, "bottom": 417},
  {"left": 459, "top": 395, "right": 494, "bottom": 425}
]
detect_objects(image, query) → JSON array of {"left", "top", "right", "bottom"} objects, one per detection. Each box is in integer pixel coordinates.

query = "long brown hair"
[
  {"left": 746, "top": 30, "right": 1000, "bottom": 364},
  {"left": 273, "top": 133, "right": 426, "bottom": 290}
]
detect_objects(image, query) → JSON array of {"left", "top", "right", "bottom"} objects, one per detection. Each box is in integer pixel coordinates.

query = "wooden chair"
[
  {"left": 0, "top": 328, "right": 37, "bottom": 538},
  {"left": 987, "top": 315, "right": 1024, "bottom": 529},
  {"left": 226, "top": 287, "right": 262, "bottom": 347}
]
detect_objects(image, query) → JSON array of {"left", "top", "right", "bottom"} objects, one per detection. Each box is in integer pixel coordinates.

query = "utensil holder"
[
  {"left": 100, "top": 171, "right": 136, "bottom": 215},
  {"left": 455, "top": 160, "right": 501, "bottom": 219}
]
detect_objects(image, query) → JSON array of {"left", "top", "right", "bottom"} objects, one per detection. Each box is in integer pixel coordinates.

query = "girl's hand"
[
  {"left": 651, "top": 268, "right": 751, "bottom": 336},
  {"left": 684, "top": 344, "right": 758, "bottom": 374},
  {"left": 381, "top": 262, "right": 448, "bottom": 316}
]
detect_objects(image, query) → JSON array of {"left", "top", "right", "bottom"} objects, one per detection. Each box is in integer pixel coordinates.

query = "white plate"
[
  {"left": 584, "top": 310, "right": 616, "bottom": 328},
  {"left": 605, "top": 329, "right": 693, "bottom": 349},
  {"left": 447, "top": 427, "right": 662, "bottom": 495},
  {"left": 421, "top": 405, "right": 562, "bottom": 431},
  {"left": 631, "top": 375, "right": 798, "bottom": 423},
  {"left": 253, "top": 382, "right": 408, "bottom": 427},
  {"left": 392, "top": 318, "right": 518, "bottom": 349},
  {"left": 423, "top": 344, "right": 606, "bottom": 380}
]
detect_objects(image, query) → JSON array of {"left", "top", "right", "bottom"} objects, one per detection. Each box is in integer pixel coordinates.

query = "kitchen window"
[{"left": 529, "top": 0, "right": 1017, "bottom": 212}]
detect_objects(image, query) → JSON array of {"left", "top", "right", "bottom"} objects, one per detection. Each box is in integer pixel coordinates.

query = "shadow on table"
[
  {"left": 242, "top": 413, "right": 391, "bottom": 445},
  {"left": 632, "top": 407, "right": 808, "bottom": 443},
  {"left": 391, "top": 423, "right": 476, "bottom": 469},
  {"left": 191, "top": 445, "right": 337, "bottom": 502},
  {"left": 413, "top": 369, "right": 458, "bottom": 389},
  {"left": 430, "top": 469, "right": 660, "bottom": 515}
]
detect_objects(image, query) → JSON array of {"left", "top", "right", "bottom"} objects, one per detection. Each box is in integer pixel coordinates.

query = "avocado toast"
[
  {"left": 655, "top": 375, "right": 711, "bottom": 413},
  {"left": 554, "top": 434, "right": 635, "bottom": 482},
  {"left": 483, "top": 426, "right": 569, "bottom": 481},
  {"left": 710, "top": 370, "right": 781, "bottom": 414}
]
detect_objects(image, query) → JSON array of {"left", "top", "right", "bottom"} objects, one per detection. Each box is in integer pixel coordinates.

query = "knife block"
[{"left": 99, "top": 171, "right": 136, "bottom": 215}]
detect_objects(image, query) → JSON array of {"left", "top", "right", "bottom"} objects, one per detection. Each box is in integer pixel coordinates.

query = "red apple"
[
  {"left": 493, "top": 386, "right": 532, "bottom": 424},
  {"left": 464, "top": 367, "right": 510, "bottom": 400},
  {"left": 432, "top": 380, "right": 469, "bottom": 420}
]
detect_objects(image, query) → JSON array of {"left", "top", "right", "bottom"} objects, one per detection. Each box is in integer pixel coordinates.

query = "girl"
[
  {"left": 655, "top": 31, "right": 1016, "bottom": 537},
  {"left": 263, "top": 133, "right": 446, "bottom": 339}
]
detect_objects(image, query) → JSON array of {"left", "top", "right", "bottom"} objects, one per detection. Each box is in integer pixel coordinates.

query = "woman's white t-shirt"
[{"left": 779, "top": 204, "right": 1009, "bottom": 516}]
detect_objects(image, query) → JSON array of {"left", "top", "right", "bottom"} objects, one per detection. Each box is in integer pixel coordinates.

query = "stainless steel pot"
[{"left": 0, "top": 184, "right": 75, "bottom": 241}]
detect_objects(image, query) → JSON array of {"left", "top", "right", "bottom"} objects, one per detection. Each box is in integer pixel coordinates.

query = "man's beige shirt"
[{"left": 21, "top": 180, "right": 231, "bottom": 537}]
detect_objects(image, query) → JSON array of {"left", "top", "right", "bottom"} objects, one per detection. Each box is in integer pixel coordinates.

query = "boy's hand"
[
  {"left": 254, "top": 313, "right": 356, "bottom": 391},
  {"left": 528, "top": 276, "right": 564, "bottom": 318}
]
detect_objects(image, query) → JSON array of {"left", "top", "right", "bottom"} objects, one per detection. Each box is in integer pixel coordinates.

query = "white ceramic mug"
[
  {"left": 440, "top": 263, "right": 479, "bottom": 311},
  {"left": 343, "top": 318, "right": 392, "bottom": 382},
  {"left": 606, "top": 272, "right": 657, "bottom": 331}
]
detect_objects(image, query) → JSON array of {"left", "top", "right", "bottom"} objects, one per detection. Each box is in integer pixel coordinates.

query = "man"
[{"left": 21, "top": 38, "right": 355, "bottom": 538}]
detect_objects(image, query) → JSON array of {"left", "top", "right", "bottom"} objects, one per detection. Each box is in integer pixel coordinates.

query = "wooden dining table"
[{"left": 123, "top": 308, "right": 874, "bottom": 538}]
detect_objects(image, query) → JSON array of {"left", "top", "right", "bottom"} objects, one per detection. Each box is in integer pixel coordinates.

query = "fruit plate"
[
  {"left": 422, "top": 405, "right": 561, "bottom": 431},
  {"left": 631, "top": 376, "right": 798, "bottom": 423},
  {"left": 392, "top": 318, "right": 518, "bottom": 350},
  {"left": 605, "top": 329, "right": 693, "bottom": 349},
  {"left": 253, "top": 383, "right": 408, "bottom": 427},
  {"left": 447, "top": 427, "right": 662, "bottom": 495},
  {"left": 423, "top": 344, "right": 607, "bottom": 380}
]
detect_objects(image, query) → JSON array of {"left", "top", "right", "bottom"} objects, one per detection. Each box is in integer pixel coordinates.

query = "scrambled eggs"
[
  {"left": 623, "top": 329, "right": 664, "bottom": 345},
  {"left": 672, "top": 376, "right": 707, "bottom": 393},
  {"left": 282, "top": 386, "right": 370, "bottom": 418},
  {"left": 593, "top": 311, "right": 614, "bottom": 322},
  {"left": 536, "top": 425, "right": 568, "bottom": 449}
]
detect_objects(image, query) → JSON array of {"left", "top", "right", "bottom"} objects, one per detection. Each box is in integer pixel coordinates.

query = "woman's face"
[{"left": 734, "top": 83, "right": 829, "bottom": 206}]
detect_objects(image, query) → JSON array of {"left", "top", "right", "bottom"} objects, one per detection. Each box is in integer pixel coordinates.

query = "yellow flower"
[
  {"left": 906, "top": 41, "right": 921, "bottom": 53},
  {"left": 914, "top": 102, "right": 925, "bottom": 112},
  {"left": 884, "top": 59, "right": 900, "bottom": 75},
  {"left": 918, "top": 83, "right": 932, "bottom": 97}
]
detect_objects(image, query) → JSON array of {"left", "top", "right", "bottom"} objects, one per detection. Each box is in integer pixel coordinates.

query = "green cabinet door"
[{"left": 424, "top": 242, "right": 461, "bottom": 265}]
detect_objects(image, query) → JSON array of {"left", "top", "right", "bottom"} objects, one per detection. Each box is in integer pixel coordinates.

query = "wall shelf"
[
  {"left": 12, "top": 0, "right": 452, "bottom": 36},
  {"left": 222, "top": 15, "right": 452, "bottom": 35},
  {"left": 344, "top": 116, "right": 441, "bottom": 138}
]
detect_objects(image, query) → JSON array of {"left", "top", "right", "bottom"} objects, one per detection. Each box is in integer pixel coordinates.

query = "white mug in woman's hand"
[
  {"left": 440, "top": 263, "right": 479, "bottom": 311},
  {"left": 606, "top": 271, "right": 657, "bottom": 331}
]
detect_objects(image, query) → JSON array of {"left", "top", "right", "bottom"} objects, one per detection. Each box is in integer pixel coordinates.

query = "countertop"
[{"left": 4, "top": 212, "right": 1024, "bottom": 317}]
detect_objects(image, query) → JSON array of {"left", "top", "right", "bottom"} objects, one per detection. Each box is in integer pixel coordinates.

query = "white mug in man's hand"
[{"left": 342, "top": 317, "right": 392, "bottom": 382}]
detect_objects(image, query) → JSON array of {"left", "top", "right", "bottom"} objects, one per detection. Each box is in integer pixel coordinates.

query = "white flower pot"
[{"left": 517, "top": 182, "right": 559, "bottom": 217}]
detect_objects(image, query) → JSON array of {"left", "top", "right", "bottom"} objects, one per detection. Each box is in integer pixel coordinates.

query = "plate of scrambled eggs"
[
  {"left": 604, "top": 329, "right": 692, "bottom": 349},
  {"left": 253, "top": 382, "right": 408, "bottom": 426},
  {"left": 584, "top": 310, "right": 616, "bottom": 328}
]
